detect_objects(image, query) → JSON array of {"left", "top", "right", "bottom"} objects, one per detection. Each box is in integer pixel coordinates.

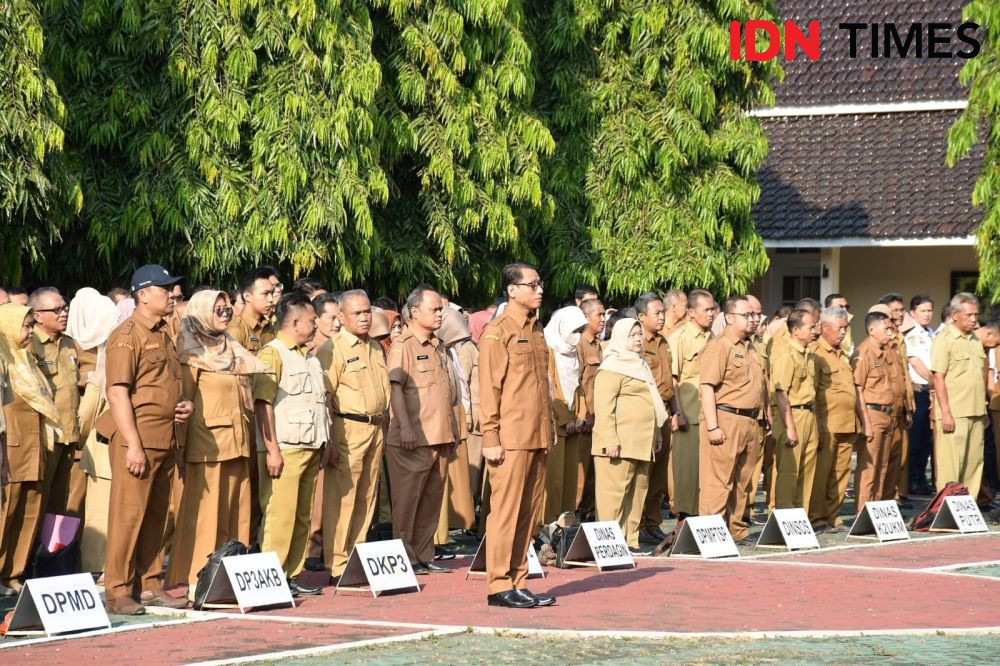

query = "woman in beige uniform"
[
  {"left": 166, "top": 291, "right": 270, "bottom": 594},
  {"left": 68, "top": 289, "right": 120, "bottom": 574},
  {"left": 592, "top": 318, "right": 667, "bottom": 552},
  {"left": 0, "top": 303, "right": 61, "bottom": 594}
]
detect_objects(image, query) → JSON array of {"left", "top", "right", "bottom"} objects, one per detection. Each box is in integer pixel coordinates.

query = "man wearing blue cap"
[{"left": 100, "top": 264, "right": 194, "bottom": 614}]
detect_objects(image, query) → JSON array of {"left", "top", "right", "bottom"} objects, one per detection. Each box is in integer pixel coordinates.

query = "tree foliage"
[
  {"left": 948, "top": 0, "right": 1000, "bottom": 302},
  {"left": 1, "top": 0, "right": 778, "bottom": 302}
]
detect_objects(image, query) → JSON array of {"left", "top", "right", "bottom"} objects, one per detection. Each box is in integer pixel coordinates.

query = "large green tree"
[
  {"left": 535, "top": 0, "right": 780, "bottom": 298},
  {"left": 948, "top": 0, "right": 999, "bottom": 301}
]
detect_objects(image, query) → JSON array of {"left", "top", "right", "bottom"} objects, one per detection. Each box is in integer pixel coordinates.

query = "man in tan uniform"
[
  {"left": 635, "top": 293, "right": 676, "bottom": 542},
  {"left": 668, "top": 289, "right": 715, "bottom": 520},
  {"left": 479, "top": 262, "right": 555, "bottom": 608},
  {"left": 878, "top": 293, "right": 915, "bottom": 501},
  {"left": 387, "top": 286, "right": 457, "bottom": 573},
  {"left": 229, "top": 267, "right": 277, "bottom": 546},
  {"left": 29, "top": 288, "right": 81, "bottom": 515},
  {"left": 698, "top": 296, "right": 765, "bottom": 542},
  {"left": 809, "top": 307, "right": 863, "bottom": 531},
  {"left": 254, "top": 292, "right": 329, "bottom": 596},
  {"left": 662, "top": 289, "right": 688, "bottom": 339},
  {"left": 852, "top": 311, "right": 900, "bottom": 515},
  {"left": 576, "top": 298, "right": 606, "bottom": 515},
  {"left": 103, "top": 265, "right": 192, "bottom": 614},
  {"left": 742, "top": 294, "right": 773, "bottom": 524},
  {"left": 316, "top": 289, "right": 390, "bottom": 580},
  {"left": 824, "top": 294, "right": 854, "bottom": 355},
  {"left": 772, "top": 309, "right": 820, "bottom": 513},
  {"left": 931, "top": 292, "right": 988, "bottom": 499}
]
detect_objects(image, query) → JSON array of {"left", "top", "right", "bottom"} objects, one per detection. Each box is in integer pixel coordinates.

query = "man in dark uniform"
[
  {"left": 102, "top": 265, "right": 193, "bottom": 614},
  {"left": 479, "top": 263, "right": 555, "bottom": 608}
]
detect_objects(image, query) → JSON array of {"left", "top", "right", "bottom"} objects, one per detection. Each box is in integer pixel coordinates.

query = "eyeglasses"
[
  {"left": 35, "top": 305, "right": 69, "bottom": 314},
  {"left": 514, "top": 281, "right": 545, "bottom": 291},
  {"left": 729, "top": 312, "right": 761, "bottom": 320},
  {"left": 213, "top": 306, "right": 234, "bottom": 317}
]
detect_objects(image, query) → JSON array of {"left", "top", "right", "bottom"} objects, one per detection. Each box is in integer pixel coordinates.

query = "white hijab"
[
  {"left": 67, "top": 287, "right": 120, "bottom": 350},
  {"left": 544, "top": 306, "right": 588, "bottom": 404}
]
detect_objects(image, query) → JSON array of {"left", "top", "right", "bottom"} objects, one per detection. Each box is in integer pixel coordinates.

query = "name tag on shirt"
[
  {"left": 144, "top": 343, "right": 161, "bottom": 351},
  {"left": 516, "top": 339, "right": 529, "bottom": 344},
  {"left": 734, "top": 354, "right": 745, "bottom": 359},
  {"left": 39, "top": 359, "right": 55, "bottom": 366},
  {"left": 347, "top": 356, "right": 359, "bottom": 363},
  {"left": 249, "top": 335, "right": 260, "bottom": 342},
  {"left": 417, "top": 355, "right": 429, "bottom": 361}
]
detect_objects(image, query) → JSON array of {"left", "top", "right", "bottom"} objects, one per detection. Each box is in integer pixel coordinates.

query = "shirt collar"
[
  {"left": 723, "top": 328, "right": 744, "bottom": 346},
  {"left": 33, "top": 328, "right": 58, "bottom": 344},
  {"left": 133, "top": 309, "right": 165, "bottom": 331},
  {"left": 242, "top": 309, "right": 268, "bottom": 331},
  {"left": 504, "top": 305, "right": 534, "bottom": 329},
  {"left": 276, "top": 331, "right": 306, "bottom": 353}
]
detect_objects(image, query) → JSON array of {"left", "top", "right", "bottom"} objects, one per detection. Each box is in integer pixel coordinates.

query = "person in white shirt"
[{"left": 905, "top": 295, "right": 935, "bottom": 496}]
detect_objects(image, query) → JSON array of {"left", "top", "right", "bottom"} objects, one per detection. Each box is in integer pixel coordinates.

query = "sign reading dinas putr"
[
  {"left": 222, "top": 552, "right": 296, "bottom": 612},
  {"left": 756, "top": 508, "right": 820, "bottom": 551},
  {"left": 562, "top": 521, "right": 635, "bottom": 570},
  {"left": 336, "top": 539, "right": 421, "bottom": 597},
  {"left": 669, "top": 515, "right": 740, "bottom": 559},
  {"left": 5, "top": 573, "right": 110, "bottom": 636},
  {"left": 930, "top": 496, "right": 988, "bottom": 534},
  {"left": 848, "top": 500, "right": 909, "bottom": 542}
]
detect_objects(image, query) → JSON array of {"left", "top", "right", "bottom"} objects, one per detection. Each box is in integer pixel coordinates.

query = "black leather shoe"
[
  {"left": 516, "top": 588, "right": 556, "bottom": 607},
  {"left": 629, "top": 546, "right": 652, "bottom": 556},
  {"left": 638, "top": 529, "right": 661, "bottom": 543},
  {"left": 487, "top": 590, "right": 536, "bottom": 608},
  {"left": 434, "top": 545, "right": 456, "bottom": 561},
  {"left": 287, "top": 578, "right": 322, "bottom": 596},
  {"left": 417, "top": 561, "right": 451, "bottom": 573},
  {"left": 304, "top": 557, "right": 326, "bottom": 572}
]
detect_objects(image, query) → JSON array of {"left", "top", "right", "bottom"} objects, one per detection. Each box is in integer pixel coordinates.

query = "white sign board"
[
  {"left": 5, "top": 573, "right": 110, "bottom": 636},
  {"left": 669, "top": 514, "right": 740, "bottom": 559},
  {"left": 466, "top": 539, "right": 544, "bottom": 579},
  {"left": 336, "top": 539, "right": 420, "bottom": 597},
  {"left": 930, "top": 496, "right": 988, "bottom": 534},
  {"left": 756, "top": 509, "right": 820, "bottom": 551},
  {"left": 218, "top": 552, "right": 295, "bottom": 612},
  {"left": 848, "top": 500, "right": 910, "bottom": 542},
  {"left": 562, "top": 521, "right": 635, "bottom": 570}
]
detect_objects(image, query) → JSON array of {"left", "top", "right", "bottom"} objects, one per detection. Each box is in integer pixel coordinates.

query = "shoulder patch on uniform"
[
  {"left": 483, "top": 334, "right": 500, "bottom": 342},
  {"left": 144, "top": 343, "right": 161, "bottom": 350},
  {"left": 117, "top": 341, "right": 134, "bottom": 349}
]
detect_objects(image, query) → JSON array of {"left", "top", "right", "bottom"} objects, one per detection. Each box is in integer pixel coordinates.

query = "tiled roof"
[
  {"left": 753, "top": 110, "right": 982, "bottom": 240},
  {"left": 773, "top": 1, "right": 971, "bottom": 106}
]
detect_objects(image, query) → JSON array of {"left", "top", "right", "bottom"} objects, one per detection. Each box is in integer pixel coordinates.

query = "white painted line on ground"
[
  {"left": 740, "top": 531, "right": 999, "bottom": 560},
  {"left": 147, "top": 606, "right": 446, "bottom": 631},
  {"left": 466, "top": 625, "right": 1000, "bottom": 640},
  {"left": 922, "top": 559, "right": 1000, "bottom": 572},
  {"left": 0, "top": 613, "right": 219, "bottom": 650},
  {"left": 712, "top": 556, "right": 1000, "bottom": 581},
  {"left": 184, "top": 628, "right": 467, "bottom": 666}
]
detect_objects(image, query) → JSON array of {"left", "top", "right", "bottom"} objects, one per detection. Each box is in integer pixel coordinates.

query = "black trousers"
[{"left": 907, "top": 388, "right": 933, "bottom": 488}]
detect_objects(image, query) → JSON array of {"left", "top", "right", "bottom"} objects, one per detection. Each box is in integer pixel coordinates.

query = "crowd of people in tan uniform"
[{"left": 0, "top": 264, "right": 996, "bottom": 613}]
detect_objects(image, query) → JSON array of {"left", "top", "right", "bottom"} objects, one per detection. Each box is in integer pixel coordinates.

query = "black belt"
[
  {"left": 866, "top": 403, "right": 894, "bottom": 415},
  {"left": 791, "top": 403, "right": 814, "bottom": 412},
  {"left": 336, "top": 412, "right": 378, "bottom": 424},
  {"left": 717, "top": 404, "right": 761, "bottom": 420},
  {"left": 913, "top": 384, "right": 929, "bottom": 393}
]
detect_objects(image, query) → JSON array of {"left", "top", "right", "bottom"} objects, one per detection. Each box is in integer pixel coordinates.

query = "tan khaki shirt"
[
  {"left": 700, "top": 330, "right": 764, "bottom": 410},
  {"left": 642, "top": 328, "right": 674, "bottom": 405},
  {"left": 852, "top": 337, "right": 899, "bottom": 407},
  {"left": 182, "top": 367, "right": 252, "bottom": 462},
  {"left": 930, "top": 323, "right": 987, "bottom": 419},
  {"left": 813, "top": 337, "right": 859, "bottom": 433},
  {"left": 227, "top": 310, "right": 275, "bottom": 354},
  {"left": 318, "top": 329, "right": 390, "bottom": 418},
  {"left": 31, "top": 329, "right": 81, "bottom": 443},
  {"left": 577, "top": 329, "right": 602, "bottom": 419},
  {"left": 669, "top": 320, "right": 711, "bottom": 423},
  {"left": 770, "top": 339, "right": 817, "bottom": 406},
  {"left": 479, "top": 309, "right": 553, "bottom": 450},
  {"left": 387, "top": 330, "right": 456, "bottom": 447}
]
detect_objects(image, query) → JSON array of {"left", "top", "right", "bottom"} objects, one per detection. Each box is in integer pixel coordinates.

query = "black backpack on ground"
[{"left": 192, "top": 539, "right": 248, "bottom": 610}]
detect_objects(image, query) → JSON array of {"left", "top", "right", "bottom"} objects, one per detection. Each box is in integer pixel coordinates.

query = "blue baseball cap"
[{"left": 130, "top": 264, "right": 184, "bottom": 293}]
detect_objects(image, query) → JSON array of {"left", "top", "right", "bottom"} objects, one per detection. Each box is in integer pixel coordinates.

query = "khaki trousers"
[
  {"left": 42, "top": 441, "right": 77, "bottom": 516},
  {"left": 167, "top": 458, "right": 250, "bottom": 587},
  {"left": 467, "top": 432, "right": 484, "bottom": 503},
  {"left": 81, "top": 474, "right": 111, "bottom": 573},
  {"left": 854, "top": 410, "right": 894, "bottom": 515},
  {"left": 775, "top": 409, "right": 819, "bottom": 513},
  {"left": 260, "top": 447, "right": 320, "bottom": 578},
  {"left": 668, "top": 426, "right": 699, "bottom": 517},
  {"left": 437, "top": 440, "right": 476, "bottom": 543},
  {"left": 743, "top": 430, "right": 772, "bottom": 522},
  {"left": 67, "top": 452, "right": 88, "bottom": 518},
  {"left": 388, "top": 444, "right": 448, "bottom": 564},
  {"left": 935, "top": 415, "right": 985, "bottom": 500},
  {"left": 0, "top": 481, "right": 44, "bottom": 584},
  {"left": 594, "top": 456, "right": 649, "bottom": 548},
  {"left": 698, "top": 411, "right": 760, "bottom": 541},
  {"left": 543, "top": 433, "right": 583, "bottom": 524},
  {"left": 104, "top": 443, "right": 176, "bottom": 600},
  {"left": 881, "top": 418, "right": 905, "bottom": 501},
  {"left": 323, "top": 423, "right": 383, "bottom": 576},
  {"left": 485, "top": 448, "right": 546, "bottom": 595},
  {"left": 808, "top": 432, "right": 855, "bottom": 528},
  {"left": 640, "top": 426, "right": 671, "bottom": 530}
]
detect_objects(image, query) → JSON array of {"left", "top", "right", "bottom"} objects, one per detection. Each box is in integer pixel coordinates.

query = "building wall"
[{"left": 754, "top": 245, "right": 978, "bottom": 344}]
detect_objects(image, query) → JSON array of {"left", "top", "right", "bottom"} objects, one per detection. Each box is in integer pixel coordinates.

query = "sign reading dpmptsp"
[
  {"left": 670, "top": 515, "right": 739, "bottom": 559},
  {"left": 221, "top": 552, "right": 295, "bottom": 612},
  {"left": 336, "top": 539, "right": 420, "bottom": 597},
  {"left": 562, "top": 521, "right": 635, "bottom": 570},
  {"left": 5, "top": 573, "right": 110, "bottom": 636},
  {"left": 930, "top": 496, "right": 988, "bottom": 534},
  {"left": 848, "top": 500, "right": 909, "bottom": 542},
  {"left": 756, "top": 509, "right": 820, "bottom": 551}
]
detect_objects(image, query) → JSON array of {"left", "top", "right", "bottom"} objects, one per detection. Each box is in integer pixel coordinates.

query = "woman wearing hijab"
[
  {"left": 433, "top": 306, "right": 477, "bottom": 546},
  {"left": 68, "top": 289, "right": 121, "bottom": 574},
  {"left": 0, "top": 303, "right": 62, "bottom": 594},
  {"left": 467, "top": 310, "right": 491, "bottom": 346},
  {"left": 165, "top": 291, "right": 270, "bottom": 594},
  {"left": 592, "top": 318, "right": 668, "bottom": 553},
  {"left": 385, "top": 310, "right": 402, "bottom": 352},
  {"left": 542, "top": 306, "right": 589, "bottom": 523}
]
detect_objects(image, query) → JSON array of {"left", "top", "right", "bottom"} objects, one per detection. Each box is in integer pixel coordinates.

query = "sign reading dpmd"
[{"left": 5, "top": 573, "right": 110, "bottom": 636}]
